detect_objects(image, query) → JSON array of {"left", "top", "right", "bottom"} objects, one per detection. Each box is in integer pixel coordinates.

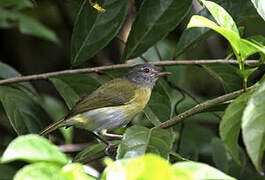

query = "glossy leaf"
[
  {"left": 61, "top": 163, "right": 96, "bottom": 180},
  {"left": 124, "top": 0, "right": 192, "bottom": 59},
  {"left": 0, "top": 9, "right": 59, "bottom": 44},
  {"left": 102, "top": 154, "right": 177, "bottom": 180},
  {"left": 70, "top": 0, "right": 128, "bottom": 66},
  {"left": 14, "top": 162, "right": 63, "bottom": 180},
  {"left": 251, "top": 0, "right": 265, "bottom": 21},
  {"left": 1, "top": 135, "right": 68, "bottom": 165},
  {"left": 0, "top": 86, "right": 46, "bottom": 134},
  {"left": 49, "top": 74, "right": 100, "bottom": 109},
  {"left": 74, "top": 143, "right": 106, "bottom": 161},
  {"left": 0, "top": 61, "right": 36, "bottom": 95},
  {"left": 220, "top": 90, "right": 253, "bottom": 164},
  {"left": 187, "top": 15, "right": 241, "bottom": 55},
  {"left": 116, "top": 126, "right": 174, "bottom": 159},
  {"left": 242, "top": 82, "right": 265, "bottom": 173},
  {"left": 202, "top": 63, "right": 243, "bottom": 92},
  {"left": 172, "top": 161, "right": 236, "bottom": 180},
  {"left": 175, "top": 0, "right": 258, "bottom": 57},
  {"left": 201, "top": 0, "right": 239, "bottom": 34}
]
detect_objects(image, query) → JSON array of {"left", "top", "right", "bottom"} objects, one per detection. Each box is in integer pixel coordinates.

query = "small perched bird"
[{"left": 40, "top": 64, "right": 170, "bottom": 152}]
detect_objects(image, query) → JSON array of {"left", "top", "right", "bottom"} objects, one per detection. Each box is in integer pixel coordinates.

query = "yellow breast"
[{"left": 123, "top": 85, "right": 151, "bottom": 120}]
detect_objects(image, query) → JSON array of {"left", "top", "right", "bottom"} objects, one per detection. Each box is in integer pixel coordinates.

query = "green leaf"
[
  {"left": 74, "top": 143, "right": 106, "bottom": 161},
  {"left": 187, "top": 15, "right": 241, "bottom": 55},
  {"left": 0, "top": 164, "right": 17, "bottom": 180},
  {"left": 1, "top": 134, "right": 68, "bottom": 165},
  {"left": 70, "top": 0, "right": 128, "bottom": 66},
  {"left": 61, "top": 163, "right": 96, "bottom": 180},
  {"left": 251, "top": 0, "right": 265, "bottom": 21},
  {"left": 220, "top": 90, "right": 253, "bottom": 164},
  {"left": 0, "top": 0, "right": 33, "bottom": 10},
  {"left": 175, "top": 0, "right": 259, "bottom": 57},
  {"left": 211, "top": 138, "right": 229, "bottom": 173},
  {"left": 0, "top": 9, "right": 59, "bottom": 44},
  {"left": 142, "top": 106, "right": 162, "bottom": 126},
  {"left": 14, "top": 162, "right": 63, "bottom": 180},
  {"left": 0, "top": 86, "right": 46, "bottom": 134},
  {"left": 172, "top": 161, "right": 236, "bottom": 180},
  {"left": 202, "top": 63, "right": 243, "bottom": 92},
  {"left": 40, "top": 95, "right": 73, "bottom": 144},
  {"left": 116, "top": 126, "right": 175, "bottom": 159},
  {"left": 242, "top": 82, "right": 265, "bottom": 173},
  {"left": 49, "top": 74, "right": 100, "bottom": 109},
  {"left": 0, "top": 61, "right": 36, "bottom": 95},
  {"left": 201, "top": 0, "right": 239, "bottom": 34},
  {"left": 124, "top": 0, "right": 192, "bottom": 59},
  {"left": 102, "top": 154, "right": 176, "bottom": 180}
]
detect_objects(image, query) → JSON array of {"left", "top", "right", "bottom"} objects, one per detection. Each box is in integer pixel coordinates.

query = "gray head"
[{"left": 123, "top": 64, "right": 170, "bottom": 88}]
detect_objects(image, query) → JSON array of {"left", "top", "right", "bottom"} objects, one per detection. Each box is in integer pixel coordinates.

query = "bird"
[{"left": 39, "top": 63, "right": 170, "bottom": 153}]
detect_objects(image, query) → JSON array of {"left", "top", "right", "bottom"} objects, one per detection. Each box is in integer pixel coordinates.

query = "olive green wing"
[{"left": 66, "top": 78, "right": 137, "bottom": 118}]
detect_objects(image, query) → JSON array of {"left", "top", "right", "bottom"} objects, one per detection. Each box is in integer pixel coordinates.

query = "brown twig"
[
  {"left": 0, "top": 60, "right": 259, "bottom": 85},
  {"left": 58, "top": 143, "right": 89, "bottom": 152},
  {"left": 153, "top": 86, "right": 254, "bottom": 129}
]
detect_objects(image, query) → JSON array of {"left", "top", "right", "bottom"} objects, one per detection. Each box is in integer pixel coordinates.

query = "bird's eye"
[{"left": 143, "top": 68, "right": 150, "bottom": 73}]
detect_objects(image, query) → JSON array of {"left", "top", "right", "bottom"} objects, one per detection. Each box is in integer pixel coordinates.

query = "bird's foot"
[{"left": 100, "top": 129, "right": 123, "bottom": 139}]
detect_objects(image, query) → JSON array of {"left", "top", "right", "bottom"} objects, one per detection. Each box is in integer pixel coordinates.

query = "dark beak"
[{"left": 154, "top": 71, "right": 171, "bottom": 78}]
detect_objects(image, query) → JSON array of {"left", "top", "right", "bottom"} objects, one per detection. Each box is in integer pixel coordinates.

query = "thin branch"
[
  {"left": 0, "top": 60, "right": 259, "bottom": 85},
  {"left": 58, "top": 143, "right": 89, "bottom": 153},
  {"left": 152, "top": 86, "right": 254, "bottom": 130}
]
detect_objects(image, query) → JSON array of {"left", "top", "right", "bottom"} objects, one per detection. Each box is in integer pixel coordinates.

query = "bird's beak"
[{"left": 153, "top": 71, "right": 171, "bottom": 78}]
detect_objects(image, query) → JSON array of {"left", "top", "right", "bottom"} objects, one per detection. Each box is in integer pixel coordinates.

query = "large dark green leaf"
[
  {"left": 49, "top": 74, "right": 100, "bottom": 109},
  {"left": 242, "top": 82, "right": 265, "bottom": 173},
  {"left": 123, "top": 0, "right": 192, "bottom": 59},
  {"left": 116, "top": 126, "right": 174, "bottom": 159},
  {"left": 0, "top": 86, "right": 46, "bottom": 135},
  {"left": 202, "top": 63, "right": 243, "bottom": 93},
  {"left": 251, "top": 0, "right": 265, "bottom": 21},
  {"left": 220, "top": 90, "right": 253, "bottom": 164},
  {"left": 0, "top": 0, "right": 33, "bottom": 10},
  {"left": 1, "top": 135, "right": 68, "bottom": 165},
  {"left": 175, "top": 0, "right": 258, "bottom": 57},
  {"left": 0, "top": 61, "right": 36, "bottom": 96},
  {"left": 70, "top": 0, "right": 128, "bottom": 66},
  {"left": 0, "top": 9, "right": 59, "bottom": 44}
]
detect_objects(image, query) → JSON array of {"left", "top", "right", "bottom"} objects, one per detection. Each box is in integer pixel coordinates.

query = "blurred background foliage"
[{"left": 0, "top": 0, "right": 265, "bottom": 179}]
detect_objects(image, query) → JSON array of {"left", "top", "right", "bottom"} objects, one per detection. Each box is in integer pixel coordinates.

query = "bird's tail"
[{"left": 39, "top": 118, "right": 66, "bottom": 136}]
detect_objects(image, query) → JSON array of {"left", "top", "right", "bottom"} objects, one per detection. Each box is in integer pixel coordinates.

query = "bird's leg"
[
  {"left": 99, "top": 129, "right": 123, "bottom": 139},
  {"left": 91, "top": 132, "right": 114, "bottom": 156}
]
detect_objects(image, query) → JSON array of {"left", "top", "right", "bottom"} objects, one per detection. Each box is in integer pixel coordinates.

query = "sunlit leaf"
[
  {"left": 14, "top": 162, "right": 63, "bottom": 180},
  {"left": 172, "top": 161, "right": 236, "bottom": 180},
  {"left": 1, "top": 135, "right": 68, "bottom": 165},
  {"left": 242, "top": 82, "right": 265, "bottom": 173}
]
